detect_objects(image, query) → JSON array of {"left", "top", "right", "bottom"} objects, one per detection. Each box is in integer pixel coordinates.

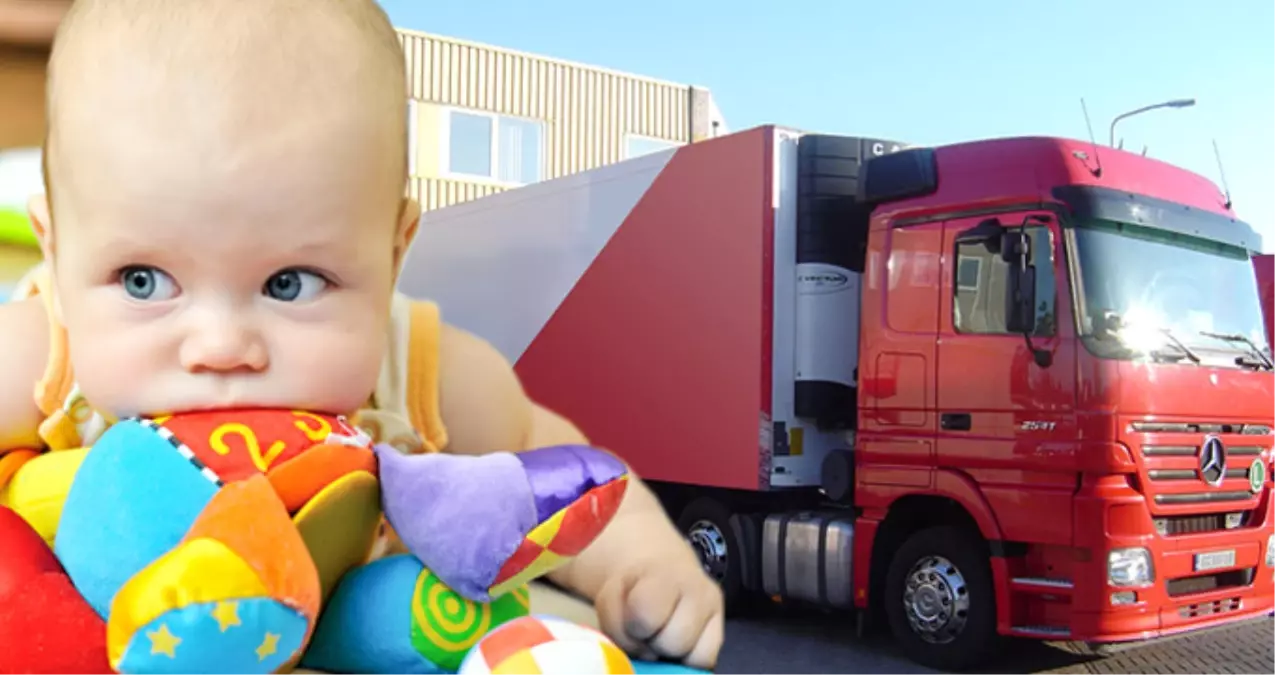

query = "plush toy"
[
  {"left": 454, "top": 616, "right": 713, "bottom": 675},
  {"left": 0, "top": 408, "right": 633, "bottom": 674},
  {"left": 457, "top": 615, "right": 634, "bottom": 674}
]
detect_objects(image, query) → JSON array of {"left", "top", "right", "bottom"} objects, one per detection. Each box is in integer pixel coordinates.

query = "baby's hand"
[{"left": 594, "top": 553, "right": 724, "bottom": 670}]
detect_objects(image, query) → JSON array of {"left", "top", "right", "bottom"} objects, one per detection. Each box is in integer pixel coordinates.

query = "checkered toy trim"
[{"left": 128, "top": 417, "right": 225, "bottom": 488}]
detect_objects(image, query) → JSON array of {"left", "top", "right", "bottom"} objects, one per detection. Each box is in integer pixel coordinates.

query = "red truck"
[{"left": 398, "top": 125, "right": 1275, "bottom": 670}]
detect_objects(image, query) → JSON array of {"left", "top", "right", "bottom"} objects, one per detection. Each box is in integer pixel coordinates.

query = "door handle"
[{"left": 941, "top": 413, "right": 972, "bottom": 431}]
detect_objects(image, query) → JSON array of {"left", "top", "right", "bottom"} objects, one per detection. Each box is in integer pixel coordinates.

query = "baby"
[{"left": 0, "top": 0, "right": 723, "bottom": 669}]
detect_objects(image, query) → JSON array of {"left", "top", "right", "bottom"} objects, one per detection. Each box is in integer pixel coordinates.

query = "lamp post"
[{"left": 1109, "top": 98, "right": 1196, "bottom": 147}]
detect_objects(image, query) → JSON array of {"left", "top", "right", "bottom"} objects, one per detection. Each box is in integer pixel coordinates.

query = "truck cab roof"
[{"left": 857, "top": 133, "right": 1261, "bottom": 252}]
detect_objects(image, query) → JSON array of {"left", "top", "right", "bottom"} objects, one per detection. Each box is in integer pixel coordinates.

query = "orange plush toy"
[{"left": 5, "top": 408, "right": 629, "bottom": 674}]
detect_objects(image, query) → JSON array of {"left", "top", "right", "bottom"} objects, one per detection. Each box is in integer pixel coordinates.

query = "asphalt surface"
[{"left": 717, "top": 604, "right": 1274, "bottom": 674}]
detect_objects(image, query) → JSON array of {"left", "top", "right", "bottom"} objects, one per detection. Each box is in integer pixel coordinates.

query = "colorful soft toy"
[{"left": 0, "top": 408, "right": 633, "bottom": 674}]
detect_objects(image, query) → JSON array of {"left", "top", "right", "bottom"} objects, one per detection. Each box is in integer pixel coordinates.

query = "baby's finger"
[
  {"left": 683, "top": 610, "right": 724, "bottom": 670},
  {"left": 623, "top": 573, "right": 679, "bottom": 642},
  {"left": 594, "top": 574, "right": 644, "bottom": 656},
  {"left": 646, "top": 591, "right": 705, "bottom": 660}
]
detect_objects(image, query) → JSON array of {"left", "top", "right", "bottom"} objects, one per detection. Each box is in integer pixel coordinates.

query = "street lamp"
[{"left": 1109, "top": 98, "right": 1196, "bottom": 147}]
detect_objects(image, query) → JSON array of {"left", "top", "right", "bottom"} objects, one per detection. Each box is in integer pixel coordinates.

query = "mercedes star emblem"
[{"left": 1198, "top": 436, "right": 1227, "bottom": 487}]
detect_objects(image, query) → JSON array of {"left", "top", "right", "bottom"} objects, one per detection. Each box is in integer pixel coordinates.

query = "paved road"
[{"left": 718, "top": 604, "right": 1274, "bottom": 674}]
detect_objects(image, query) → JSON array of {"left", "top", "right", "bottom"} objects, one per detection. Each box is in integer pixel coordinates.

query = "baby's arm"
[
  {"left": 436, "top": 322, "right": 723, "bottom": 668},
  {"left": 437, "top": 326, "right": 694, "bottom": 593},
  {"left": 0, "top": 298, "right": 50, "bottom": 451}
]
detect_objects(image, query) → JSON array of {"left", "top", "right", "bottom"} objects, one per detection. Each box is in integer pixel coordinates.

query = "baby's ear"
[
  {"left": 392, "top": 196, "right": 421, "bottom": 277},
  {"left": 27, "top": 194, "right": 53, "bottom": 260},
  {"left": 27, "top": 194, "right": 64, "bottom": 323}
]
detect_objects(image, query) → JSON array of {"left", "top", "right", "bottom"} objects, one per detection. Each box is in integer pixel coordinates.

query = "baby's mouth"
[{"left": 167, "top": 377, "right": 269, "bottom": 412}]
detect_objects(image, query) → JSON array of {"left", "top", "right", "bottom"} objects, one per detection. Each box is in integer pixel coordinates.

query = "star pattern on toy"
[
  {"left": 147, "top": 624, "right": 181, "bottom": 658},
  {"left": 256, "top": 632, "right": 280, "bottom": 662},
  {"left": 211, "top": 601, "right": 241, "bottom": 632}
]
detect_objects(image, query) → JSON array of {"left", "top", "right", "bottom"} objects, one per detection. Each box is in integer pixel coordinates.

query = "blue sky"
[{"left": 379, "top": 0, "right": 1275, "bottom": 252}]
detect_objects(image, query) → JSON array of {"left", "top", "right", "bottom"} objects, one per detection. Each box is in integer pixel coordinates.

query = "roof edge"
[{"left": 394, "top": 26, "right": 711, "bottom": 92}]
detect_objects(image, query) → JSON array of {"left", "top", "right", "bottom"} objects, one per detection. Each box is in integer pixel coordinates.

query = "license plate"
[{"left": 1194, "top": 549, "right": 1236, "bottom": 572}]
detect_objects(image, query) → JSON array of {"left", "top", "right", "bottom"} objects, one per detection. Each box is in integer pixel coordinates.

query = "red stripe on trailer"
[{"left": 515, "top": 127, "right": 775, "bottom": 491}]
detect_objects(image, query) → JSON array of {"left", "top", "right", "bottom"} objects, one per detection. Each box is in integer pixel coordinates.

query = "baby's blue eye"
[
  {"left": 264, "top": 269, "right": 327, "bottom": 302},
  {"left": 120, "top": 266, "right": 178, "bottom": 301}
]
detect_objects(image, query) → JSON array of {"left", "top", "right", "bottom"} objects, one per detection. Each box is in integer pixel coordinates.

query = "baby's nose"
[{"left": 180, "top": 322, "right": 269, "bottom": 373}]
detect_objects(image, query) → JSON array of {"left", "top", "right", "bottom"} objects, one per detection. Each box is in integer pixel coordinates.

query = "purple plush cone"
[
  {"left": 375, "top": 445, "right": 536, "bottom": 601},
  {"left": 374, "top": 443, "right": 629, "bottom": 602},
  {"left": 514, "top": 444, "right": 628, "bottom": 524}
]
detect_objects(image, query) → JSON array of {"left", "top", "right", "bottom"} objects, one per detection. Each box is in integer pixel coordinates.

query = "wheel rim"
[
  {"left": 686, "top": 519, "right": 729, "bottom": 582},
  {"left": 902, "top": 555, "right": 970, "bottom": 644}
]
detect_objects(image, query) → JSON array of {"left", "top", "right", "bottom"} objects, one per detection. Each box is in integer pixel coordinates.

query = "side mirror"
[
  {"left": 1005, "top": 265, "right": 1037, "bottom": 335},
  {"left": 1002, "top": 227, "right": 1035, "bottom": 334},
  {"left": 1004, "top": 232, "right": 1053, "bottom": 368},
  {"left": 1000, "top": 230, "right": 1031, "bottom": 264}
]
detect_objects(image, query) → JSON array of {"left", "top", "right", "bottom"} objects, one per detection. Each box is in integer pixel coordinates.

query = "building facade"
[{"left": 399, "top": 29, "right": 726, "bottom": 211}]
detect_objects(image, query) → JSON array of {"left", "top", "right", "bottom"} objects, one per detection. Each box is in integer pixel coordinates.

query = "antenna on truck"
[
  {"left": 1078, "top": 98, "right": 1103, "bottom": 177},
  {"left": 1212, "top": 138, "right": 1233, "bottom": 211}
]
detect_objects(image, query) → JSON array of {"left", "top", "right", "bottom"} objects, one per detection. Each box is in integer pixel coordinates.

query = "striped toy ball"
[{"left": 457, "top": 615, "right": 634, "bottom": 675}]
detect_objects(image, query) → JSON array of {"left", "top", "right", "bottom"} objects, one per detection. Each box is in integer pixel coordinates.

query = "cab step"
[{"left": 1011, "top": 577, "right": 1075, "bottom": 596}]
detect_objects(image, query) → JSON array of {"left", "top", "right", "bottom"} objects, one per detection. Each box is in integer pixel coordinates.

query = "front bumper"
[{"left": 1069, "top": 473, "right": 1274, "bottom": 642}]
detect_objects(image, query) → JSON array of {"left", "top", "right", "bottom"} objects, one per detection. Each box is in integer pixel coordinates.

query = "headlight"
[
  {"left": 1108, "top": 547, "right": 1154, "bottom": 587},
  {"left": 1266, "top": 536, "right": 1274, "bottom": 568}
]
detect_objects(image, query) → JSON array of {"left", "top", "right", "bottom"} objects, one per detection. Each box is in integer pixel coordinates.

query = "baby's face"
[{"left": 43, "top": 112, "right": 412, "bottom": 419}]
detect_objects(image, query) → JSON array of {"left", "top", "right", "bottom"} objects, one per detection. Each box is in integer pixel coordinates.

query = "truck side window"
[{"left": 953, "top": 226, "right": 1056, "bottom": 336}]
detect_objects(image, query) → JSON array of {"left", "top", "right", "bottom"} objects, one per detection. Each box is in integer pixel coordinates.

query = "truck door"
[{"left": 935, "top": 212, "right": 1078, "bottom": 546}]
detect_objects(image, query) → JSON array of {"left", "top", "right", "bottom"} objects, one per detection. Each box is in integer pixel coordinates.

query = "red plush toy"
[{"left": 0, "top": 505, "right": 111, "bottom": 674}]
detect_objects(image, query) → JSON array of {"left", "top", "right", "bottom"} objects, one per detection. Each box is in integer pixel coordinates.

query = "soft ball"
[{"left": 457, "top": 615, "right": 634, "bottom": 675}]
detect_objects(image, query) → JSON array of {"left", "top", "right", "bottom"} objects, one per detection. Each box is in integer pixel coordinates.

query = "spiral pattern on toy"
[{"left": 412, "top": 569, "right": 492, "bottom": 655}]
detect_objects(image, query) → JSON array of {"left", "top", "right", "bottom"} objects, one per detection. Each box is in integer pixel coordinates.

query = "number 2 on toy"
[
  {"left": 292, "top": 411, "right": 332, "bottom": 442},
  {"left": 210, "top": 423, "right": 287, "bottom": 472}
]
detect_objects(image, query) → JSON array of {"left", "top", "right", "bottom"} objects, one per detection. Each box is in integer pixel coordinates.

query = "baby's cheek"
[
  {"left": 66, "top": 322, "right": 171, "bottom": 414},
  {"left": 279, "top": 322, "right": 386, "bottom": 412}
]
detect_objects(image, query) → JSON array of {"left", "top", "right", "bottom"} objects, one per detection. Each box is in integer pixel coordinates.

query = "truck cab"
[{"left": 854, "top": 137, "right": 1273, "bottom": 663}]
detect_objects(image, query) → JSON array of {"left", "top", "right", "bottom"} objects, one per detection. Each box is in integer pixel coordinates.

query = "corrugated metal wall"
[
  {"left": 399, "top": 29, "right": 693, "bottom": 210},
  {"left": 407, "top": 176, "right": 505, "bottom": 213}
]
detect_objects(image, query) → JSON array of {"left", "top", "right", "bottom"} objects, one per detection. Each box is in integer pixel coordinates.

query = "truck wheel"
[
  {"left": 677, "top": 498, "right": 743, "bottom": 610},
  {"left": 884, "top": 526, "right": 1000, "bottom": 672}
]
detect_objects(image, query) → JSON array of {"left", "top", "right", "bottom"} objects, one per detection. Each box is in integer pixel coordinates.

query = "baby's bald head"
[
  {"left": 43, "top": 0, "right": 409, "bottom": 224},
  {"left": 30, "top": 1, "right": 426, "bottom": 422}
]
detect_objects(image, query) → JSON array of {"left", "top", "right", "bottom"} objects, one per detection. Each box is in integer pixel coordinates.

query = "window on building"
[
  {"left": 445, "top": 110, "right": 543, "bottom": 185},
  {"left": 953, "top": 226, "right": 1056, "bottom": 336},
  {"left": 496, "top": 116, "right": 542, "bottom": 184},
  {"left": 625, "top": 134, "right": 681, "bottom": 159}
]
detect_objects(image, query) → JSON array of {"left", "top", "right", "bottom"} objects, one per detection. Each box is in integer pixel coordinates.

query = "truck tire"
[
  {"left": 883, "top": 525, "right": 1001, "bottom": 672},
  {"left": 677, "top": 498, "right": 744, "bottom": 610}
]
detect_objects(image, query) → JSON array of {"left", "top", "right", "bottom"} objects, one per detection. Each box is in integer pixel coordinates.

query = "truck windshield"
[{"left": 1072, "top": 219, "right": 1268, "bottom": 364}]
